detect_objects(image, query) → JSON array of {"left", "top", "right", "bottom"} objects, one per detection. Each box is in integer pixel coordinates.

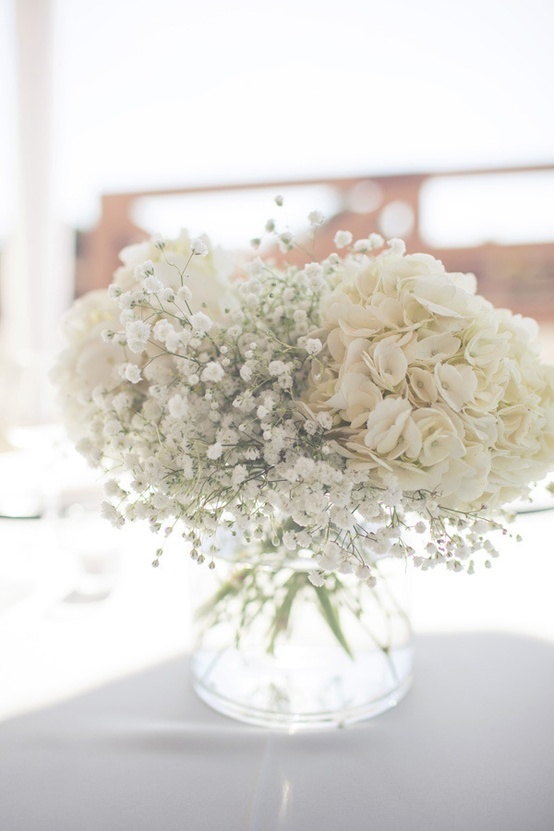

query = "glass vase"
[{"left": 190, "top": 538, "right": 413, "bottom": 730}]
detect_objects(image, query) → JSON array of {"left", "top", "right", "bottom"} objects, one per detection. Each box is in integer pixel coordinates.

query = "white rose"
[
  {"left": 52, "top": 290, "right": 134, "bottom": 439},
  {"left": 437, "top": 445, "right": 492, "bottom": 508},
  {"left": 412, "top": 406, "right": 465, "bottom": 468},
  {"left": 497, "top": 401, "right": 541, "bottom": 453},
  {"left": 115, "top": 230, "right": 235, "bottom": 321}
]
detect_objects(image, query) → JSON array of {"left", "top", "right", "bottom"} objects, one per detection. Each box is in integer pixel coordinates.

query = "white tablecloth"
[
  {"left": 1, "top": 632, "right": 553, "bottom": 831},
  {"left": 1, "top": 440, "right": 553, "bottom": 829}
]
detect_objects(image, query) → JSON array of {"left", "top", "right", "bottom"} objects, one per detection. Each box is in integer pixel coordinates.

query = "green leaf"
[
  {"left": 267, "top": 573, "right": 305, "bottom": 655},
  {"left": 313, "top": 585, "right": 354, "bottom": 659},
  {"left": 194, "top": 570, "right": 247, "bottom": 620}
]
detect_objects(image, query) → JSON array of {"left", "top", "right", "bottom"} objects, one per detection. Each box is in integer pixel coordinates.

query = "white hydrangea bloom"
[{"left": 305, "top": 245, "right": 554, "bottom": 512}]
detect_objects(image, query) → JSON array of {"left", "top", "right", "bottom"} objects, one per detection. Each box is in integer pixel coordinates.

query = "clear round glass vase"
[{"left": 190, "top": 540, "right": 413, "bottom": 730}]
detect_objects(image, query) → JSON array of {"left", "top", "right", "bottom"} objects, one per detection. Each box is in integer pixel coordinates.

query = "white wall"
[{"left": 1, "top": 0, "right": 554, "bottom": 424}]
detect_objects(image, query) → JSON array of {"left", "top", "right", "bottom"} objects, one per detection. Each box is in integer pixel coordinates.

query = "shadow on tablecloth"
[{"left": 1, "top": 632, "right": 553, "bottom": 831}]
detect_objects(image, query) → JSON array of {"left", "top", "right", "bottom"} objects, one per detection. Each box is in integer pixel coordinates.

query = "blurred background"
[{"left": 0, "top": 0, "right": 553, "bottom": 719}]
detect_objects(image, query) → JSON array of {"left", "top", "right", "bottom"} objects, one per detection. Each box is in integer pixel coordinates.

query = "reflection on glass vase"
[{"left": 190, "top": 538, "right": 413, "bottom": 730}]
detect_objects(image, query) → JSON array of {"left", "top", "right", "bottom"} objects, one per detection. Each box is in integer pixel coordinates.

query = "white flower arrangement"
[{"left": 53, "top": 208, "right": 554, "bottom": 587}]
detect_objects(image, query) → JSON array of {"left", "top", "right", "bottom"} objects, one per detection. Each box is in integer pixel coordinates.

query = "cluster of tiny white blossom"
[{"left": 53, "top": 205, "right": 554, "bottom": 587}]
